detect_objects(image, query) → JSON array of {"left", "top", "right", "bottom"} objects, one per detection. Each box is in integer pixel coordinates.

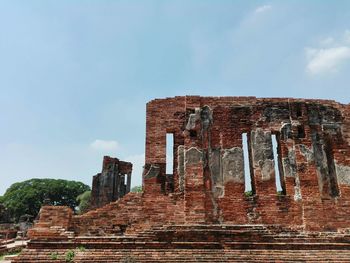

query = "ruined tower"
[{"left": 90, "top": 156, "right": 132, "bottom": 208}]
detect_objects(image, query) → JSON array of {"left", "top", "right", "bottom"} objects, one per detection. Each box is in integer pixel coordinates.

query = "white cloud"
[
  {"left": 306, "top": 47, "right": 350, "bottom": 75},
  {"left": 306, "top": 30, "right": 350, "bottom": 75},
  {"left": 90, "top": 139, "right": 119, "bottom": 152},
  {"left": 254, "top": 5, "right": 272, "bottom": 14}
]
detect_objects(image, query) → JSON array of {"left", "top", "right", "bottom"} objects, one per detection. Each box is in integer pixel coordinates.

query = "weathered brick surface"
[
  {"left": 19, "top": 96, "right": 350, "bottom": 262},
  {"left": 28, "top": 206, "right": 73, "bottom": 240},
  {"left": 90, "top": 156, "right": 132, "bottom": 209},
  {"left": 14, "top": 247, "right": 350, "bottom": 263},
  {"left": 14, "top": 224, "right": 350, "bottom": 262},
  {"left": 142, "top": 96, "right": 350, "bottom": 230}
]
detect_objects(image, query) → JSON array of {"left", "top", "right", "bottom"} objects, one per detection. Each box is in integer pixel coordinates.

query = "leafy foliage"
[
  {"left": 76, "top": 191, "right": 91, "bottom": 214},
  {"left": 130, "top": 186, "right": 143, "bottom": 193},
  {"left": 244, "top": 191, "right": 253, "bottom": 197},
  {"left": 77, "top": 246, "right": 86, "bottom": 252},
  {"left": 49, "top": 252, "right": 59, "bottom": 260},
  {"left": 1, "top": 178, "right": 90, "bottom": 222},
  {"left": 0, "top": 198, "right": 10, "bottom": 223},
  {"left": 65, "top": 250, "right": 75, "bottom": 262}
]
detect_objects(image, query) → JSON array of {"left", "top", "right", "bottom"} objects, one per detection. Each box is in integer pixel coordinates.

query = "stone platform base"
[
  {"left": 13, "top": 248, "right": 350, "bottom": 262},
  {"left": 14, "top": 224, "right": 350, "bottom": 262}
]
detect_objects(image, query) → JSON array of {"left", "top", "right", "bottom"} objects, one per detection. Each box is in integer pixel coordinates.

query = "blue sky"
[{"left": 1, "top": 1, "right": 350, "bottom": 195}]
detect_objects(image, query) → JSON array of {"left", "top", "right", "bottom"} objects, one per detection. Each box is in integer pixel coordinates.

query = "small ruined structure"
[
  {"left": 15, "top": 96, "right": 350, "bottom": 262},
  {"left": 0, "top": 224, "right": 17, "bottom": 240},
  {"left": 90, "top": 156, "right": 132, "bottom": 208}
]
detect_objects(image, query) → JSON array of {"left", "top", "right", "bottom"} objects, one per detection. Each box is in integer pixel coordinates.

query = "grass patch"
[
  {"left": 0, "top": 250, "right": 22, "bottom": 260},
  {"left": 76, "top": 246, "right": 86, "bottom": 252},
  {"left": 49, "top": 252, "right": 59, "bottom": 260}
]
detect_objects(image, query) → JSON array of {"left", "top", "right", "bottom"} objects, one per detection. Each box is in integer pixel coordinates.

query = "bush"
[
  {"left": 244, "top": 191, "right": 253, "bottom": 197},
  {"left": 49, "top": 252, "right": 59, "bottom": 260},
  {"left": 65, "top": 250, "right": 75, "bottom": 262},
  {"left": 130, "top": 186, "right": 142, "bottom": 193}
]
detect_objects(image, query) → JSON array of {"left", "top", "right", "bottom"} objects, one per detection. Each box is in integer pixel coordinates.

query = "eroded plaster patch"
[
  {"left": 177, "top": 145, "right": 185, "bottom": 192},
  {"left": 144, "top": 165, "right": 160, "bottom": 179},
  {"left": 186, "top": 108, "right": 200, "bottom": 130},
  {"left": 335, "top": 163, "right": 350, "bottom": 185},
  {"left": 300, "top": 144, "right": 314, "bottom": 163},
  {"left": 222, "top": 147, "right": 245, "bottom": 184},
  {"left": 185, "top": 147, "right": 203, "bottom": 165}
]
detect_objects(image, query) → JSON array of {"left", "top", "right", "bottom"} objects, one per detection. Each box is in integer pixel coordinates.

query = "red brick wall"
[
  {"left": 28, "top": 206, "right": 73, "bottom": 240},
  {"left": 144, "top": 96, "right": 350, "bottom": 231}
]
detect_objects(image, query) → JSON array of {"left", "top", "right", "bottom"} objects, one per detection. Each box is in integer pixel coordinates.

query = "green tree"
[
  {"left": 1, "top": 179, "right": 90, "bottom": 222},
  {"left": 0, "top": 197, "right": 10, "bottom": 223},
  {"left": 131, "top": 186, "right": 143, "bottom": 193},
  {"left": 76, "top": 190, "right": 91, "bottom": 214}
]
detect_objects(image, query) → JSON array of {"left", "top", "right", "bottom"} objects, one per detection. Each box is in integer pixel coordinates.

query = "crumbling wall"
[
  {"left": 90, "top": 156, "right": 132, "bottom": 209},
  {"left": 144, "top": 96, "right": 350, "bottom": 231},
  {"left": 143, "top": 97, "right": 186, "bottom": 194},
  {"left": 28, "top": 206, "right": 73, "bottom": 240}
]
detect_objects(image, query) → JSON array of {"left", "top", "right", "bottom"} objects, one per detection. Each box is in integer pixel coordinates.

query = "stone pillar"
[
  {"left": 184, "top": 147, "right": 206, "bottom": 223},
  {"left": 126, "top": 172, "right": 131, "bottom": 193}
]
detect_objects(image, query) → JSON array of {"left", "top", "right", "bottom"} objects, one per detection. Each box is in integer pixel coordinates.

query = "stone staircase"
[
  {"left": 12, "top": 248, "right": 350, "bottom": 262},
  {"left": 13, "top": 224, "right": 350, "bottom": 262},
  {"left": 0, "top": 243, "right": 5, "bottom": 254}
]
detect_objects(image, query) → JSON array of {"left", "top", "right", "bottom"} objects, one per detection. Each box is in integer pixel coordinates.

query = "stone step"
[
  {"left": 27, "top": 236, "right": 350, "bottom": 250},
  {"left": 20, "top": 223, "right": 350, "bottom": 262},
  {"left": 14, "top": 249, "right": 350, "bottom": 262},
  {"left": 3, "top": 254, "right": 20, "bottom": 260}
]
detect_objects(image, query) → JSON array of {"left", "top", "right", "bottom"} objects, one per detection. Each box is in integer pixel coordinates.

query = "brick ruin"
[
  {"left": 15, "top": 96, "right": 350, "bottom": 262},
  {"left": 142, "top": 96, "right": 350, "bottom": 230},
  {"left": 90, "top": 156, "right": 132, "bottom": 209}
]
